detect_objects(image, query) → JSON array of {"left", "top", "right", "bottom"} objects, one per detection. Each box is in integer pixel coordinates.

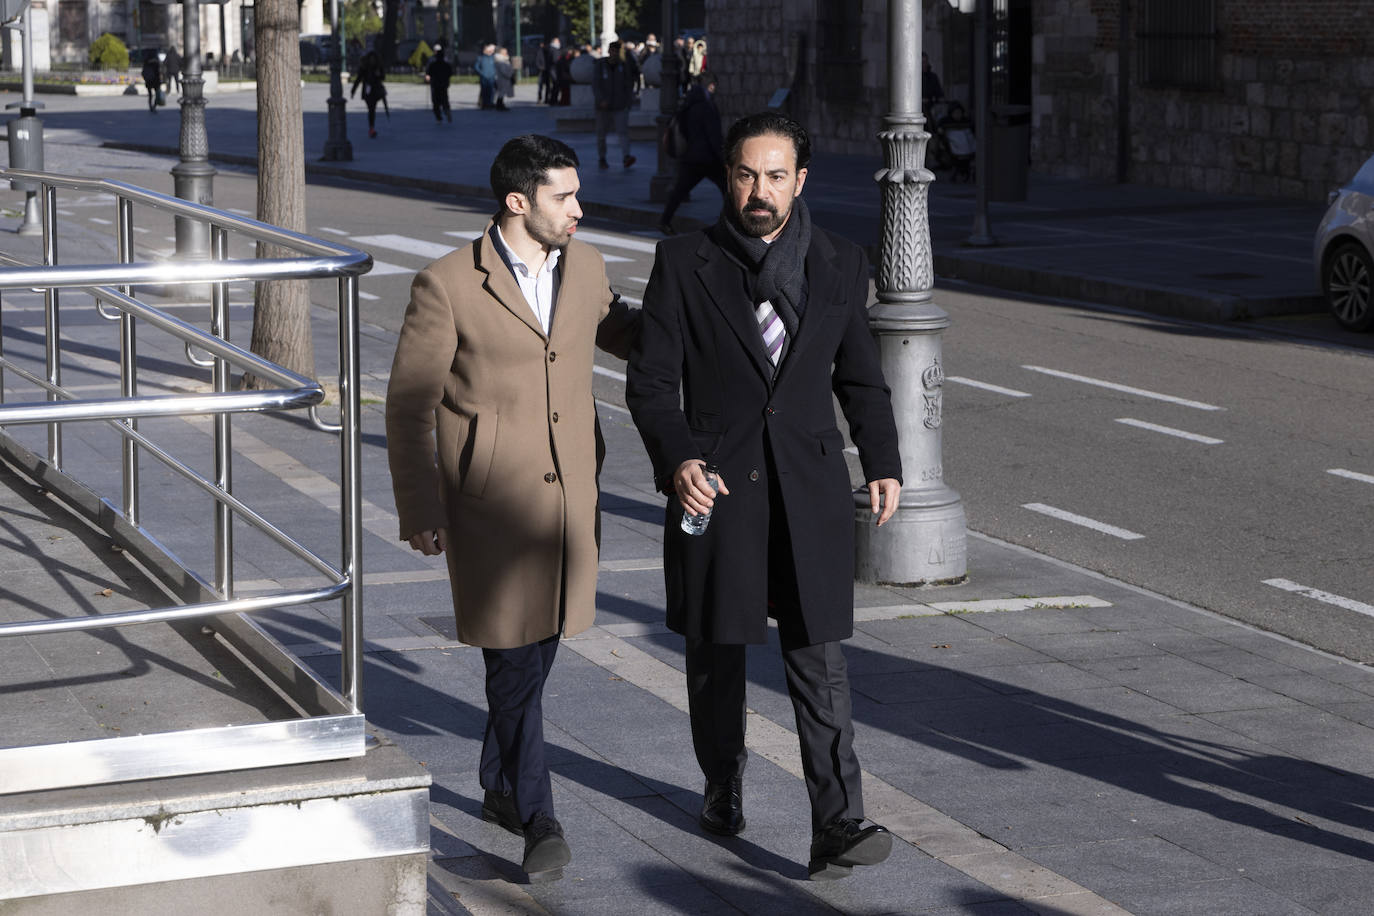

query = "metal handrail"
[{"left": 0, "top": 168, "right": 370, "bottom": 718}]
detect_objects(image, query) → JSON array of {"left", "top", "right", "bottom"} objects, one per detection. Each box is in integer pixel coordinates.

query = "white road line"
[
  {"left": 627, "top": 276, "right": 650, "bottom": 284},
  {"left": 353, "top": 233, "right": 456, "bottom": 261},
  {"left": 1022, "top": 503, "right": 1145, "bottom": 540},
  {"left": 1023, "top": 365, "right": 1223, "bottom": 411},
  {"left": 618, "top": 294, "right": 642, "bottom": 305},
  {"left": 1115, "top": 417, "right": 1223, "bottom": 444},
  {"left": 365, "top": 259, "right": 415, "bottom": 277},
  {"left": 595, "top": 398, "right": 631, "bottom": 416},
  {"left": 441, "top": 230, "right": 633, "bottom": 262},
  {"left": 133, "top": 226, "right": 149, "bottom": 234},
  {"left": 594, "top": 365, "right": 627, "bottom": 382},
  {"left": 1263, "top": 579, "right": 1374, "bottom": 620},
  {"left": 563, "top": 228, "right": 658, "bottom": 253},
  {"left": 947, "top": 376, "right": 1031, "bottom": 398},
  {"left": 317, "top": 226, "right": 349, "bottom": 236},
  {"left": 358, "top": 291, "right": 380, "bottom": 301},
  {"left": 89, "top": 217, "right": 113, "bottom": 226},
  {"left": 1328, "top": 468, "right": 1374, "bottom": 485}
]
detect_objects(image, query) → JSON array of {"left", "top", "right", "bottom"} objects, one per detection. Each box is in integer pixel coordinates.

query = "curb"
[{"left": 933, "top": 252, "right": 1325, "bottom": 321}]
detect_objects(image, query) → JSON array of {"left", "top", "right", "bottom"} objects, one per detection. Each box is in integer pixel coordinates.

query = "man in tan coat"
[{"left": 385, "top": 134, "right": 637, "bottom": 882}]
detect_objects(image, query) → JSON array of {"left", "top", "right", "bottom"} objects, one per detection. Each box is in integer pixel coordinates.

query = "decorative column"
[
  {"left": 648, "top": 0, "right": 679, "bottom": 202},
  {"left": 855, "top": 0, "right": 967, "bottom": 585},
  {"left": 172, "top": 0, "right": 216, "bottom": 260},
  {"left": 321, "top": 0, "right": 352, "bottom": 161}
]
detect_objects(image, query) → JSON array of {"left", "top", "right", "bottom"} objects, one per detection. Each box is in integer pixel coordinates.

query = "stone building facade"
[{"left": 702, "top": 0, "right": 1374, "bottom": 203}]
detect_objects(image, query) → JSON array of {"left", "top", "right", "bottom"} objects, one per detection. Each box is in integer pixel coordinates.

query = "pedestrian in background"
[
  {"left": 141, "top": 50, "right": 162, "bottom": 113},
  {"left": 538, "top": 37, "right": 560, "bottom": 103},
  {"left": 659, "top": 72, "right": 726, "bottom": 235},
  {"left": 626, "top": 111, "right": 901, "bottom": 882},
  {"left": 475, "top": 43, "right": 498, "bottom": 109},
  {"left": 425, "top": 44, "right": 454, "bottom": 123},
  {"left": 494, "top": 46, "right": 515, "bottom": 110},
  {"left": 593, "top": 40, "right": 638, "bottom": 169},
  {"left": 164, "top": 45, "right": 182, "bottom": 93},
  {"left": 555, "top": 48, "right": 575, "bottom": 106},
  {"left": 350, "top": 50, "right": 387, "bottom": 138},
  {"left": 385, "top": 133, "right": 638, "bottom": 884}
]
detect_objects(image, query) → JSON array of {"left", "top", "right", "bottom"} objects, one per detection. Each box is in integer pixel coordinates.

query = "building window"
[
  {"left": 58, "top": 0, "right": 87, "bottom": 45},
  {"left": 817, "top": 0, "right": 863, "bottom": 103},
  {"left": 1139, "top": 0, "right": 1219, "bottom": 91}
]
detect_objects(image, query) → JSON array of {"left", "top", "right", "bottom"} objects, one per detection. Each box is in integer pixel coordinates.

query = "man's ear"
[
  {"left": 505, "top": 191, "right": 529, "bottom": 215},
  {"left": 794, "top": 168, "right": 808, "bottom": 198}
]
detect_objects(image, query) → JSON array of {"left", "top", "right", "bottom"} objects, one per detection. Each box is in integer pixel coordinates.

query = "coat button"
[
  {"left": 548, "top": 352, "right": 557, "bottom": 362},
  {"left": 765, "top": 406, "right": 775, "bottom": 415},
  {"left": 544, "top": 472, "right": 557, "bottom": 483},
  {"left": 551, "top": 412, "right": 559, "bottom": 422},
  {"left": 749, "top": 469, "right": 759, "bottom": 481}
]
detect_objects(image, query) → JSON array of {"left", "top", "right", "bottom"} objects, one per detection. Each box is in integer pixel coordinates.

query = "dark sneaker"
[
  {"left": 522, "top": 813, "right": 571, "bottom": 882},
  {"left": 699, "top": 776, "right": 745, "bottom": 836},
  {"left": 623, "top": 154, "right": 637, "bottom": 168},
  {"left": 480, "top": 789, "right": 524, "bottom": 836},
  {"left": 808, "top": 818, "right": 891, "bottom": 880}
]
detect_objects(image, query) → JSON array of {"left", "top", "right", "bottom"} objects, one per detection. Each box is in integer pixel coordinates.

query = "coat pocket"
[
  {"left": 459, "top": 410, "right": 499, "bottom": 498},
  {"left": 816, "top": 429, "right": 846, "bottom": 456}
]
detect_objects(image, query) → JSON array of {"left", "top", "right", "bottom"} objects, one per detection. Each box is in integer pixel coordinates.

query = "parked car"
[{"left": 1314, "top": 154, "right": 1374, "bottom": 332}]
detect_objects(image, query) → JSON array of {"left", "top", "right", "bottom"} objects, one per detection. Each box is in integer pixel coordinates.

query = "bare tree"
[{"left": 247, "top": 0, "right": 314, "bottom": 386}]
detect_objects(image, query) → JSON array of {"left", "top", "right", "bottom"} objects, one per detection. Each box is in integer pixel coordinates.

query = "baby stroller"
[{"left": 932, "top": 101, "right": 976, "bottom": 182}]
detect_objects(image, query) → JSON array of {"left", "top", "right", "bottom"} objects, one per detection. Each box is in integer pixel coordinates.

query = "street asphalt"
[{"left": 1, "top": 82, "right": 1372, "bottom": 915}]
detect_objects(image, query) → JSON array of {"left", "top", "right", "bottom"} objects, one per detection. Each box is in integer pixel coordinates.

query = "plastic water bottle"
[{"left": 679, "top": 464, "right": 720, "bottom": 536}]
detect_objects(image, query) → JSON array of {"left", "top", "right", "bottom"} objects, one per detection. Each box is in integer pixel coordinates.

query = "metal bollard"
[{"left": 6, "top": 111, "right": 42, "bottom": 236}]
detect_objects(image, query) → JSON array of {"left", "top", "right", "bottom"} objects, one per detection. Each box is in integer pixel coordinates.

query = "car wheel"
[{"left": 1324, "top": 241, "right": 1374, "bottom": 332}]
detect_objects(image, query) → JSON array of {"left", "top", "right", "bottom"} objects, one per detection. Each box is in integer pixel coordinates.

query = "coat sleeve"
[
  {"left": 626, "top": 249, "right": 700, "bottom": 493},
  {"left": 831, "top": 248, "right": 903, "bottom": 485},
  {"left": 596, "top": 290, "right": 641, "bottom": 361},
  {"left": 385, "top": 268, "right": 457, "bottom": 540}
]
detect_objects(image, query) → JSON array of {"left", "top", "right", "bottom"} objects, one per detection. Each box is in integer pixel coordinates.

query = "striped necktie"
[{"left": 756, "top": 299, "right": 785, "bottom": 366}]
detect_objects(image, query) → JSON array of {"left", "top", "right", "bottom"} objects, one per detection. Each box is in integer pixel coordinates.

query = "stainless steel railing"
[{"left": 0, "top": 169, "right": 371, "bottom": 734}]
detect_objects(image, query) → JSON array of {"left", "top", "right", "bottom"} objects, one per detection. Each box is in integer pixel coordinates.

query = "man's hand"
[
  {"left": 867, "top": 478, "right": 901, "bottom": 527},
  {"left": 674, "top": 459, "right": 729, "bottom": 517},
  {"left": 408, "top": 528, "right": 448, "bottom": 556}
]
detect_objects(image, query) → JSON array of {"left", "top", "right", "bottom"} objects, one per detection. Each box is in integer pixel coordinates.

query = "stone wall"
[{"left": 1032, "top": 0, "right": 1374, "bottom": 201}]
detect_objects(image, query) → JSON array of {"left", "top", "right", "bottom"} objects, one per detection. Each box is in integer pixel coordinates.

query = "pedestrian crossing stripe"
[{"left": 442, "top": 230, "right": 635, "bottom": 262}]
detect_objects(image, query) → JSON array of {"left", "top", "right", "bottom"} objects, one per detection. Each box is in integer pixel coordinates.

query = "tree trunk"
[{"left": 247, "top": 0, "right": 314, "bottom": 388}]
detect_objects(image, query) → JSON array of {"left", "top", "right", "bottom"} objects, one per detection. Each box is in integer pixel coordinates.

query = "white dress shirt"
[{"left": 494, "top": 225, "right": 561, "bottom": 335}]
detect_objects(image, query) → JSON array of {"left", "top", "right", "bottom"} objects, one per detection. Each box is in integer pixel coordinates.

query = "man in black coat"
[
  {"left": 626, "top": 112, "right": 902, "bottom": 881},
  {"left": 659, "top": 71, "right": 726, "bottom": 235}
]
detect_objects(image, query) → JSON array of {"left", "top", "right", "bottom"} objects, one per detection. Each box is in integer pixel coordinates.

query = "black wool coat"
[{"left": 626, "top": 223, "right": 902, "bottom": 646}]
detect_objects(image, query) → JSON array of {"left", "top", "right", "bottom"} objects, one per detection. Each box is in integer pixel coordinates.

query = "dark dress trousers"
[{"left": 626, "top": 222, "right": 901, "bottom": 828}]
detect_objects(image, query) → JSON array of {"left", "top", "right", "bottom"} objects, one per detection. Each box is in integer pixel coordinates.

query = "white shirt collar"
[{"left": 494, "top": 224, "right": 562, "bottom": 278}]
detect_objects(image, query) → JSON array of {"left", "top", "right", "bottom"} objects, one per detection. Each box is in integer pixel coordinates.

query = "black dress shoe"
[
  {"left": 699, "top": 776, "right": 745, "bottom": 836},
  {"left": 480, "top": 789, "right": 523, "bottom": 836},
  {"left": 522, "top": 813, "right": 571, "bottom": 882},
  {"left": 808, "top": 817, "right": 892, "bottom": 880}
]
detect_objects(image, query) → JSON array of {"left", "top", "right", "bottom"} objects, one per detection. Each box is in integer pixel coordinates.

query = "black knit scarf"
[{"left": 716, "top": 196, "right": 812, "bottom": 336}]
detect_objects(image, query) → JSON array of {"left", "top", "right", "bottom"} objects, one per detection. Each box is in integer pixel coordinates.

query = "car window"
[{"left": 1350, "top": 155, "right": 1374, "bottom": 195}]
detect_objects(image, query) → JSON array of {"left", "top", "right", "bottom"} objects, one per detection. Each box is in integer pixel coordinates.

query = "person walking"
[
  {"left": 658, "top": 72, "right": 726, "bottom": 235},
  {"left": 625, "top": 111, "right": 901, "bottom": 881},
  {"left": 475, "top": 43, "right": 498, "bottom": 109},
  {"left": 385, "top": 134, "right": 638, "bottom": 884},
  {"left": 555, "top": 48, "right": 575, "bottom": 106},
  {"left": 537, "top": 38, "right": 560, "bottom": 103},
  {"left": 425, "top": 44, "right": 454, "bottom": 122},
  {"left": 164, "top": 45, "right": 182, "bottom": 93},
  {"left": 593, "top": 40, "right": 637, "bottom": 169},
  {"left": 349, "top": 50, "right": 387, "bottom": 138},
  {"left": 141, "top": 50, "right": 162, "bottom": 113},
  {"left": 494, "top": 46, "right": 516, "bottom": 110}
]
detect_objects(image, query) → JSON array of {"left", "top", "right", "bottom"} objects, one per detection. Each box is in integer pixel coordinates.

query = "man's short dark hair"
[
  {"left": 724, "top": 112, "right": 812, "bottom": 172},
  {"left": 490, "top": 135, "right": 580, "bottom": 213}
]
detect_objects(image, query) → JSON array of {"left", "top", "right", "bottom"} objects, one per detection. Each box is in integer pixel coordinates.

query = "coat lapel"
[
  {"left": 694, "top": 236, "right": 774, "bottom": 384},
  {"left": 774, "top": 231, "right": 844, "bottom": 386},
  {"left": 474, "top": 225, "right": 546, "bottom": 340}
]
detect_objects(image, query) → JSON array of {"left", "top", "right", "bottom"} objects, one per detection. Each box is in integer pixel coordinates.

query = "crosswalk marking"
[
  {"left": 353, "top": 233, "right": 456, "bottom": 261},
  {"left": 442, "top": 230, "right": 635, "bottom": 262}
]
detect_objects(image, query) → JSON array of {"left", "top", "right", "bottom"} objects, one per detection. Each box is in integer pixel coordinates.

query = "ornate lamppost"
[
  {"left": 321, "top": 0, "right": 352, "bottom": 161},
  {"left": 172, "top": 0, "right": 216, "bottom": 260},
  {"left": 856, "top": 0, "right": 967, "bottom": 585},
  {"left": 648, "top": 0, "right": 679, "bottom": 202}
]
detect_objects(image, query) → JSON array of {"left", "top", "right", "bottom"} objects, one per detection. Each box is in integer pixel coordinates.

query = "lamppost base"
[
  {"left": 854, "top": 486, "right": 967, "bottom": 586},
  {"left": 322, "top": 96, "right": 352, "bottom": 162},
  {"left": 321, "top": 140, "right": 354, "bottom": 162},
  {"left": 17, "top": 191, "right": 41, "bottom": 235}
]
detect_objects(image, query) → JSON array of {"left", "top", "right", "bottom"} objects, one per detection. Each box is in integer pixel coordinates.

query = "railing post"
[
  {"left": 338, "top": 274, "right": 363, "bottom": 712},
  {"left": 211, "top": 224, "right": 233, "bottom": 596},
  {"left": 41, "top": 182, "right": 60, "bottom": 468},
  {"left": 117, "top": 195, "right": 140, "bottom": 525}
]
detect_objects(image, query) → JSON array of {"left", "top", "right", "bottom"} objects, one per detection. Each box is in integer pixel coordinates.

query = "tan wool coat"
[{"left": 385, "top": 226, "right": 636, "bottom": 649}]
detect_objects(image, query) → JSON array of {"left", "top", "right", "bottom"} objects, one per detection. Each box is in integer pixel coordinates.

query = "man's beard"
[
  {"left": 732, "top": 197, "right": 787, "bottom": 238},
  {"left": 527, "top": 208, "right": 573, "bottom": 250}
]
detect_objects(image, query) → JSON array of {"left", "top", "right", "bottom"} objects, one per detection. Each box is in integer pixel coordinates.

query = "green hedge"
[{"left": 88, "top": 33, "right": 129, "bottom": 71}]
